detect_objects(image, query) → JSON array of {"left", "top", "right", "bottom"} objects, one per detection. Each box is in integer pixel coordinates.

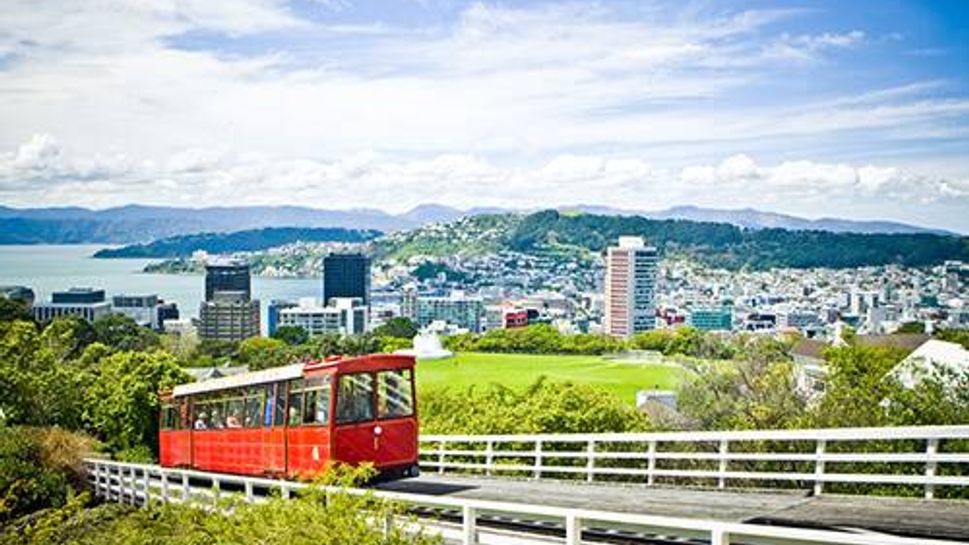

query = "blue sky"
[{"left": 0, "top": 0, "right": 967, "bottom": 231}]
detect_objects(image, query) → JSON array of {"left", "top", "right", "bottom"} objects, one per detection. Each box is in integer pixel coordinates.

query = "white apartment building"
[{"left": 278, "top": 297, "right": 368, "bottom": 337}]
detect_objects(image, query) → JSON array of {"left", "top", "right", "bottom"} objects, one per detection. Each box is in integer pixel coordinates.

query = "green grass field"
[{"left": 416, "top": 352, "right": 689, "bottom": 405}]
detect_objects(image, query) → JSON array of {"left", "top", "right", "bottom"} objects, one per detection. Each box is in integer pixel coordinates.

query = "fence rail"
[
  {"left": 419, "top": 425, "right": 969, "bottom": 498},
  {"left": 85, "top": 459, "right": 965, "bottom": 545}
]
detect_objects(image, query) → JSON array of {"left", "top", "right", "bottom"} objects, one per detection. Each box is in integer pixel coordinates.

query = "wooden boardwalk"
[{"left": 376, "top": 474, "right": 969, "bottom": 541}]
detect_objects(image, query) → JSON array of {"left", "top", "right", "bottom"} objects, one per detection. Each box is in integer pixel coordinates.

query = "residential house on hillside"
[{"left": 891, "top": 339, "right": 969, "bottom": 390}]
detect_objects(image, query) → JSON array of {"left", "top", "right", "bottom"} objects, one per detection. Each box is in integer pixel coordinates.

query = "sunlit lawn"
[{"left": 416, "top": 352, "right": 689, "bottom": 405}]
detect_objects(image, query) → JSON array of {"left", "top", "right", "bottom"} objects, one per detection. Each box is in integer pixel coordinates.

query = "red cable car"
[{"left": 158, "top": 354, "right": 419, "bottom": 479}]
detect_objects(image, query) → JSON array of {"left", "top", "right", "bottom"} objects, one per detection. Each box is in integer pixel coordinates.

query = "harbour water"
[{"left": 0, "top": 245, "right": 320, "bottom": 333}]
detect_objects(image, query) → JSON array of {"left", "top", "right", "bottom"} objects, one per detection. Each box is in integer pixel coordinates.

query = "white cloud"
[
  {"left": 0, "top": 2, "right": 967, "bottom": 231},
  {"left": 1, "top": 135, "right": 966, "bottom": 231}
]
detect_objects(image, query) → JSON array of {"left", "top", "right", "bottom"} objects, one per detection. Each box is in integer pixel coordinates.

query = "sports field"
[{"left": 415, "top": 352, "right": 689, "bottom": 405}]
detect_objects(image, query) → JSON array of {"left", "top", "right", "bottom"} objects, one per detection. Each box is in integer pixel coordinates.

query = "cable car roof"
[
  {"left": 171, "top": 354, "right": 416, "bottom": 398},
  {"left": 173, "top": 363, "right": 305, "bottom": 397}
]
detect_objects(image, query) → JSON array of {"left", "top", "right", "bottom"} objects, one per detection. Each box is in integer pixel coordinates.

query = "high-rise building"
[
  {"left": 204, "top": 260, "right": 251, "bottom": 301},
  {"left": 199, "top": 260, "right": 259, "bottom": 341},
  {"left": 322, "top": 253, "right": 370, "bottom": 306},
  {"left": 604, "top": 236, "right": 658, "bottom": 337},
  {"left": 198, "top": 291, "right": 260, "bottom": 341}
]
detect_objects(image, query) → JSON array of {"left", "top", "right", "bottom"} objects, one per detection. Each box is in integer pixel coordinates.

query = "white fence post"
[
  {"left": 533, "top": 440, "right": 543, "bottom": 480},
  {"left": 485, "top": 440, "right": 494, "bottom": 477},
  {"left": 462, "top": 505, "right": 477, "bottom": 545},
  {"left": 182, "top": 473, "right": 190, "bottom": 503},
  {"left": 718, "top": 440, "right": 729, "bottom": 490},
  {"left": 647, "top": 440, "right": 657, "bottom": 486},
  {"left": 129, "top": 467, "right": 138, "bottom": 505},
  {"left": 212, "top": 477, "right": 221, "bottom": 506},
  {"left": 814, "top": 439, "right": 826, "bottom": 496},
  {"left": 565, "top": 514, "right": 581, "bottom": 545},
  {"left": 711, "top": 527, "right": 729, "bottom": 545},
  {"left": 161, "top": 470, "right": 170, "bottom": 503},
  {"left": 245, "top": 481, "right": 254, "bottom": 503},
  {"left": 926, "top": 438, "right": 939, "bottom": 500},
  {"left": 586, "top": 440, "right": 596, "bottom": 482},
  {"left": 438, "top": 441, "right": 446, "bottom": 475},
  {"left": 142, "top": 468, "right": 151, "bottom": 506}
]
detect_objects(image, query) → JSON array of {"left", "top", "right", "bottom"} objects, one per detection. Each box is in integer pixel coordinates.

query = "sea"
[{"left": 0, "top": 245, "right": 320, "bottom": 333}]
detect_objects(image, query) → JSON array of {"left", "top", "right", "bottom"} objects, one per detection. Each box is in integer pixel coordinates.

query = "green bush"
[
  {"left": 420, "top": 378, "right": 650, "bottom": 435},
  {"left": 2, "top": 468, "right": 441, "bottom": 545},
  {"left": 0, "top": 427, "right": 96, "bottom": 523}
]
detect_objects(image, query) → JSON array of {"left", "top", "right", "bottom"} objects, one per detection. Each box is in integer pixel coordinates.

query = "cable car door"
[{"left": 332, "top": 372, "right": 378, "bottom": 465}]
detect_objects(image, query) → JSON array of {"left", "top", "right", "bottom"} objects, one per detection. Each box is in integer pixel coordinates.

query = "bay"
[{"left": 0, "top": 245, "right": 321, "bottom": 334}]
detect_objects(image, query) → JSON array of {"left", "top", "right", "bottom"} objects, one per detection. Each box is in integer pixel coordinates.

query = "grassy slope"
[{"left": 416, "top": 352, "right": 688, "bottom": 405}]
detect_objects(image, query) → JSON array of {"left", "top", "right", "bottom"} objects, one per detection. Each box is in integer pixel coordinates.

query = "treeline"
[
  {"left": 509, "top": 210, "right": 969, "bottom": 269},
  {"left": 93, "top": 226, "right": 381, "bottom": 258},
  {"left": 444, "top": 323, "right": 766, "bottom": 360}
]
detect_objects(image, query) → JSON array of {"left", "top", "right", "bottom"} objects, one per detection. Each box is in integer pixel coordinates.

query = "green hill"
[
  {"left": 508, "top": 210, "right": 969, "bottom": 269},
  {"left": 94, "top": 226, "right": 381, "bottom": 258}
]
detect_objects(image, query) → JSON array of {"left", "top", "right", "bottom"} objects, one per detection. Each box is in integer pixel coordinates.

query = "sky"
[{"left": 0, "top": 0, "right": 968, "bottom": 231}]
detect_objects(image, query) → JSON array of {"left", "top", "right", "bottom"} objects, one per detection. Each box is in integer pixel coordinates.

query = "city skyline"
[{"left": 1, "top": 1, "right": 968, "bottom": 230}]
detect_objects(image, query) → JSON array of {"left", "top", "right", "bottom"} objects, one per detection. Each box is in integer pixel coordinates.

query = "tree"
[
  {"left": 0, "top": 299, "right": 32, "bottom": 324},
  {"left": 678, "top": 357, "right": 803, "bottom": 430},
  {"left": 272, "top": 325, "right": 309, "bottom": 346},
  {"left": 39, "top": 316, "right": 95, "bottom": 363},
  {"left": 808, "top": 345, "right": 908, "bottom": 428},
  {"left": 372, "top": 317, "right": 418, "bottom": 339},
  {"left": 237, "top": 337, "right": 293, "bottom": 370},
  {"left": 83, "top": 351, "right": 190, "bottom": 456},
  {"left": 92, "top": 314, "right": 159, "bottom": 352}
]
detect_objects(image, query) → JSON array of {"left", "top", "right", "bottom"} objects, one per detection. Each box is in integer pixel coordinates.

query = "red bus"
[{"left": 158, "top": 354, "right": 419, "bottom": 479}]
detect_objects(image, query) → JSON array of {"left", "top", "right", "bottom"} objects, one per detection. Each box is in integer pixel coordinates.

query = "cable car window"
[
  {"left": 264, "top": 384, "right": 276, "bottom": 427},
  {"left": 244, "top": 387, "right": 265, "bottom": 428},
  {"left": 301, "top": 375, "right": 331, "bottom": 426},
  {"left": 274, "top": 382, "right": 287, "bottom": 426},
  {"left": 210, "top": 394, "right": 227, "bottom": 429},
  {"left": 377, "top": 369, "right": 414, "bottom": 419},
  {"left": 193, "top": 397, "right": 212, "bottom": 430},
  {"left": 161, "top": 403, "right": 175, "bottom": 430},
  {"left": 288, "top": 387, "right": 304, "bottom": 426},
  {"left": 226, "top": 390, "right": 245, "bottom": 429},
  {"left": 179, "top": 398, "right": 191, "bottom": 429},
  {"left": 336, "top": 373, "right": 374, "bottom": 424}
]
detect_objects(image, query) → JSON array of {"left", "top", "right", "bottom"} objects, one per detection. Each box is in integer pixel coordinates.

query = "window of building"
[{"left": 377, "top": 369, "right": 414, "bottom": 419}]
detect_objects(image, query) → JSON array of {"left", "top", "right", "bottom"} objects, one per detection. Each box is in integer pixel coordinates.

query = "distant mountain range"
[{"left": 0, "top": 202, "right": 955, "bottom": 245}]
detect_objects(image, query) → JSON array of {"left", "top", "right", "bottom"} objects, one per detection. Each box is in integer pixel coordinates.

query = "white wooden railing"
[
  {"left": 85, "top": 459, "right": 964, "bottom": 545},
  {"left": 420, "top": 425, "right": 969, "bottom": 498}
]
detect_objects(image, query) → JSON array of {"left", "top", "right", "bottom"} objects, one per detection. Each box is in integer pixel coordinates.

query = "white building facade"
[{"left": 605, "top": 236, "right": 658, "bottom": 337}]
